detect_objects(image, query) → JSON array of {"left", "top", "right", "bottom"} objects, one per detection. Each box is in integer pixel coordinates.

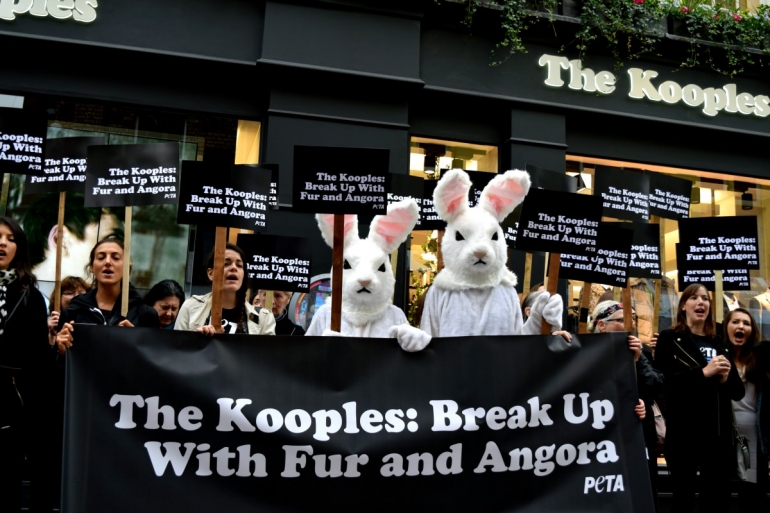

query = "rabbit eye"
[
  {"left": 455, "top": 231, "right": 465, "bottom": 241},
  {"left": 343, "top": 259, "right": 352, "bottom": 270},
  {"left": 377, "top": 262, "right": 386, "bottom": 272},
  {"left": 491, "top": 232, "right": 498, "bottom": 241}
]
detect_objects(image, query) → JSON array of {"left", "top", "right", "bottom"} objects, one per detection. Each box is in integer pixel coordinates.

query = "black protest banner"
[
  {"left": 64, "top": 326, "right": 653, "bottom": 513},
  {"left": 0, "top": 107, "right": 47, "bottom": 175},
  {"left": 627, "top": 223, "right": 662, "bottom": 279},
  {"left": 466, "top": 170, "right": 496, "bottom": 207},
  {"left": 514, "top": 188, "right": 603, "bottom": 254},
  {"left": 503, "top": 165, "right": 579, "bottom": 247},
  {"left": 647, "top": 172, "right": 691, "bottom": 220},
  {"left": 236, "top": 234, "right": 312, "bottom": 293},
  {"left": 559, "top": 223, "right": 633, "bottom": 287},
  {"left": 292, "top": 146, "right": 389, "bottom": 215},
  {"left": 594, "top": 166, "right": 649, "bottom": 223},
  {"left": 675, "top": 243, "right": 751, "bottom": 291},
  {"left": 261, "top": 163, "right": 279, "bottom": 209},
  {"left": 85, "top": 142, "right": 180, "bottom": 207},
  {"left": 177, "top": 162, "right": 271, "bottom": 231},
  {"left": 420, "top": 180, "right": 444, "bottom": 230},
  {"left": 385, "top": 173, "right": 425, "bottom": 228},
  {"left": 25, "top": 136, "right": 106, "bottom": 193},
  {"left": 677, "top": 216, "right": 760, "bottom": 270}
]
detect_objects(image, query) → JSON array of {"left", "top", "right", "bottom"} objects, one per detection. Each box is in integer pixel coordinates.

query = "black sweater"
[{"left": 59, "top": 285, "right": 159, "bottom": 328}]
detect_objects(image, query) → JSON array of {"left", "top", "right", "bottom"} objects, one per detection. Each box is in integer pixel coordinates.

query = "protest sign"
[
  {"left": 25, "top": 136, "right": 106, "bottom": 193},
  {"left": 647, "top": 172, "right": 691, "bottom": 220},
  {"left": 559, "top": 223, "right": 633, "bottom": 287},
  {"left": 675, "top": 243, "right": 751, "bottom": 291},
  {"left": 177, "top": 162, "right": 271, "bottom": 231},
  {"left": 236, "top": 234, "right": 313, "bottom": 293},
  {"left": 514, "top": 188, "right": 603, "bottom": 255},
  {"left": 64, "top": 326, "right": 654, "bottom": 513},
  {"left": 677, "top": 216, "right": 760, "bottom": 270},
  {"left": 85, "top": 142, "right": 180, "bottom": 207},
  {"left": 627, "top": 223, "right": 662, "bottom": 279},
  {"left": 292, "top": 146, "right": 389, "bottom": 215},
  {"left": 594, "top": 166, "right": 649, "bottom": 223},
  {"left": 0, "top": 107, "right": 47, "bottom": 175}
]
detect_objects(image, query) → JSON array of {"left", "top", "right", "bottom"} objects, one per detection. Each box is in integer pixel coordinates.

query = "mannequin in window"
[{"left": 722, "top": 291, "right": 744, "bottom": 319}]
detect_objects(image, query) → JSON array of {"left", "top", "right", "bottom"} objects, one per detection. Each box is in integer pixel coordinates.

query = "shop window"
[
  {"left": 565, "top": 156, "right": 770, "bottom": 339},
  {"left": 0, "top": 98, "right": 250, "bottom": 305},
  {"left": 407, "top": 137, "right": 498, "bottom": 326}
]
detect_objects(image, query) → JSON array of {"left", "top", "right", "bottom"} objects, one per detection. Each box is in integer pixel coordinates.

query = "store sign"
[
  {"left": 0, "top": 0, "right": 98, "bottom": 23},
  {"left": 538, "top": 54, "right": 770, "bottom": 119}
]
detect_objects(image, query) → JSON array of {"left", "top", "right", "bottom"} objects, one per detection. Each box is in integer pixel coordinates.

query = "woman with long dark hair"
[
  {"left": 0, "top": 217, "right": 57, "bottom": 511},
  {"left": 724, "top": 307, "right": 770, "bottom": 510},
  {"left": 55, "top": 236, "right": 159, "bottom": 353},
  {"left": 175, "top": 242, "right": 275, "bottom": 335},
  {"left": 655, "top": 283, "right": 744, "bottom": 512},
  {"left": 144, "top": 279, "right": 185, "bottom": 330}
]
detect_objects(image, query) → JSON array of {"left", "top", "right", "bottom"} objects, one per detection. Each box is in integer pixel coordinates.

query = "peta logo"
[
  {"left": 0, "top": 0, "right": 98, "bottom": 23},
  {"left": 584, "top": 474, "right": 625, "bottom": 494}
]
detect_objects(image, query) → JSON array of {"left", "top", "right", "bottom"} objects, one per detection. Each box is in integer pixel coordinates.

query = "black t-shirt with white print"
[
  {"left": 692, "top": 333, "right": 717, "bottom": 363},
  {"left": 205, "top": 306, "right": 245, "bottom": 334}
]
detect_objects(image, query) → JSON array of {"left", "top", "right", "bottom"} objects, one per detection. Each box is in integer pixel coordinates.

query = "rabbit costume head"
[
  {"left": 316, "top": 199, "right": 419, "bottom": 326},
  {"left": 433, "top": 169, "right": 531, "bottom": 290}
]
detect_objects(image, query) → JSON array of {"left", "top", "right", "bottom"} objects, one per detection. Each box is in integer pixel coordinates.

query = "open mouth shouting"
[
  {"left": 733, "top": 330, "right": 745, "bottom": 342},
  {"left": 225, "top": 273, "right": 240, "bottom": 285},
  {"left": 694, "top": 306, "right": 707, "bottom": 317}
]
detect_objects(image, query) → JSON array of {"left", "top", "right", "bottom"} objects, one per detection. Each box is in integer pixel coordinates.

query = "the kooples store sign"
[
  {"left": 0, "top": 0, "right": 97, "bottom": 23},
  {"left": 538, "top": 54, "right": 770, "bottom": 119}
]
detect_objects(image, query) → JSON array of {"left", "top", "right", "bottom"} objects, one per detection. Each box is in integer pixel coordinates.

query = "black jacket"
[
  {"left": 655, "top": 328, "right": 744, "bottom": 449},
  {"left": 0, "top": 282, "right": 53, "bottom": 427},
  {"left": 59, "top": 285, "right": 158, "bottom": 328},
  {"left": 636, "top": 349, "right": 665, "bottom": 448}
]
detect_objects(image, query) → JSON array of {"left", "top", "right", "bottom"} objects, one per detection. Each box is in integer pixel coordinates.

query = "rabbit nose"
[
  {"left": 358, "top": 279, "right": 372, "bottom": 287},
  {"left": 473, "top": 251, "right": 487, "bottom": 259}
]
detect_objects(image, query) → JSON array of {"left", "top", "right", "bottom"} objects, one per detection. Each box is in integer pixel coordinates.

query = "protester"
[
  {"left": 47, "top": 276, "right": 89, "bottom": 346},
  {"left": 0, "top": 217, "right": 58, "bottom": 512},
  {"left": 724, "top": 307, "right": 770, "bottom": 510},
  {"left": 655, "top": 283, "right": 744, "bottom": 513},
  {"left": 591, "top": 300, "right": 664, "bottom": 512},
  {"left": 176, "top": 243, "right": 275, "bottom": 335},
  {"left": 144, "top": 279, "right": 185, "bottom": 330},
  {"left": 254, "top": 289, "right": 305, "bottom": 336},
  {"left": 56, "top": 236, "right": 159, "bottom": 353}
]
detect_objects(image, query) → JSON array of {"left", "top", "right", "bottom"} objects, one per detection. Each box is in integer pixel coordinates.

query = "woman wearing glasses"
[
  {"left": 590, "top": 300, "right": 664, "bottom": 512},
  {"left": 655, "top": 283, "right": 744, "bottom": 513}
]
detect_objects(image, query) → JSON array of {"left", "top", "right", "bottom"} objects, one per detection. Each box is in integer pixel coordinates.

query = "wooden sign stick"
[
  {"left": 265, "top": 291, "right": 274, "bottom": 312},
  {"left": 210, "top": 226, "right": 227, "bottom": 332},
  {"left": 541, "top": 253, "right": 561, "bottom": 335},
  {"left": 331, "top": 214, "right": 344, "bottom": 332},
  {"left": 436, "top": 230, "right": 444, "bottom": 272},
  {"left": 652, "top": 279, "right": 662, "bottom": 335},
  {"left": 622, "top": 284, "right": 633, "bottom": 332},
  {"left": 523, "top": 252, "right": 533, "bottom": 292},
  {"left": 53, "top": 191, "right": 66, "bottom": 312},
  {"left": 715, "top": 269, "right": 724, "bottom": 325},
  {"left": 579, "top": 282, "right": 592, "bottom": 334},
  {"left": 120, "top": 206, "right": 133, "bottom": 317}
]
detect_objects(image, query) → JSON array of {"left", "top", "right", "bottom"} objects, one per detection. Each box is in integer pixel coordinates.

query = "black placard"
[
  {"left": 559, "top": 223, "right": 633, "bottom": 287},
  {"left": 0, "top": 107, "right": 47, "bottom": 175},
  {"left": 387, "top": 174, "right": 425, "bottom": 229},
  {"left": 25, "top": 136, "right": 106, "bottom": 193},
  {"left": 526, "top": 164, "right": 577, "bottom": 193},
  {"left": 594, "top": 166, "right": 649, "bottom": 222},
  {"left": 676, "top": 244, "right": 751, "bottom": 291},
  {"left": 677, "top": 216, "right": 760, "bottom": 270},
  {"left": 627, "top": 222, "right": 662, "bottom": 279},
  {"left": 465, "top": 170, "right": 496, "bottom": 207},
  {"left": 178, "top": 162, "right": 271, "bottom": 231},
  {"left": 647, "top": 172, "right": 692, "bottom": 220},
  {"left": 261, "top": 163, "right": 280, "bottom": 209},
  {"left": 85, "top": 143, "right": 180, "bottom": 207},
  {"left": 236, "top": 234, "right": 312, "bottom": 293},
  {"left": 503, "top": 165, "right": 578, "bottom": 246},
  {"left": 514, "top": 188, "right": 603, "bottom": 254},
  {"left": 65, "top": 327, "right": 654, "bottom": 513},
  {"left": 292, "top": 146, "right": 389, "bottom": 215},
  {"left": 420, "top": 180, "right": 444, "bottom": 230}
]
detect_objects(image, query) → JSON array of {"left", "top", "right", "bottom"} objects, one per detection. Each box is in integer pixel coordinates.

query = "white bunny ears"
[
  {"left": 316, "top": 198, "right": 420, "bottom": 253},
  {"left": 433, "top": 169, "right": 531, "bottom": 223}
]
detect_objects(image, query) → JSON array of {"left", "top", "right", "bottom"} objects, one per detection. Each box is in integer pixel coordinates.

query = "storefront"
[{"left": 1, "top": 0, "right": 769, "bottom": 332}]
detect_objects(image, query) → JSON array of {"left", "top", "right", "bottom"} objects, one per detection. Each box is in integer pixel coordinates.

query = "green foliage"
[{"left": 449, "top": 0, "right": 770, "bottom": 77}]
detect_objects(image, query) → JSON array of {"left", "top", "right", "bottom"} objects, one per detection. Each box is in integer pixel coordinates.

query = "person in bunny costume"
[
  {"left": 306, "top": 198, "right": 431, "bottom": 351},
  {"left": 420, "top": 168, "right": 563, "bottom": 337}
]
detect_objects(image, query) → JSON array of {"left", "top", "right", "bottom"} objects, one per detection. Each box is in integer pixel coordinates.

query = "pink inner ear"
[
  {"left": 486, "top": 192, "right": 508, "bottom": 217},
  {"left": 439, "top": 177, "right": 470, "bottom": 216},
  {"left": 375, "top": 219, "right": 400, "bottom": 246},
  {"left": 486, "top": 180, "right": 525, "bottom": 217}
]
